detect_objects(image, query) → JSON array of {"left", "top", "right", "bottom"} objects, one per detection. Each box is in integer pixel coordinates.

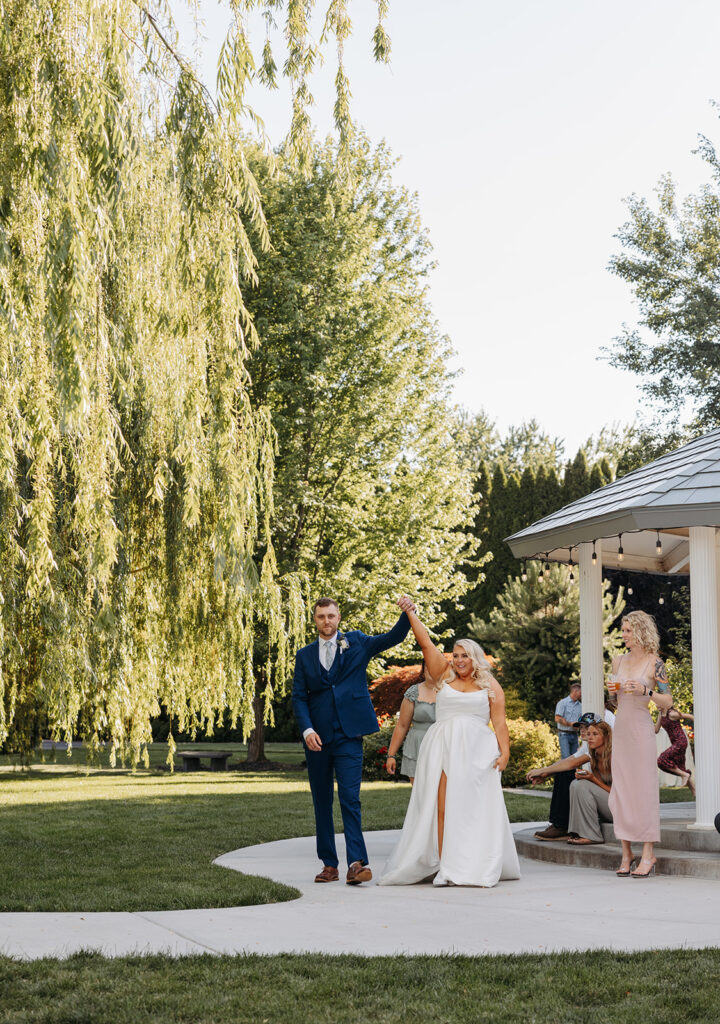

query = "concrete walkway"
[{"left": 2, "top": 819, "right": 719, "bottom": 960}]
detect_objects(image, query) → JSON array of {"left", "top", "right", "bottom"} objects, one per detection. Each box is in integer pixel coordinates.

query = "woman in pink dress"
[{"left": 608, "top": 611, "right": 673, "bottom": 878}]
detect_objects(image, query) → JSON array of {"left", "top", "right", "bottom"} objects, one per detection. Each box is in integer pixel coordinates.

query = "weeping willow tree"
[{"left": 0, "top": 0, "right": 389, "bottom": 761}]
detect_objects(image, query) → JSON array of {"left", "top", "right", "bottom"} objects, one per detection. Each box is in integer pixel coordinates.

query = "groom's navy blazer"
[{"left": 292, "top": 614, "right": 411, "bottom": 741}]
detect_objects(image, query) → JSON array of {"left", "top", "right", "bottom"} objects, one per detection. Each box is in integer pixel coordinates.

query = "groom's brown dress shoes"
[
  {"left": 346, "top": 861, "right": 372, "bottom": 885},
  {"left": 314, "top": 866, "right": 339, "bottom": 883}
]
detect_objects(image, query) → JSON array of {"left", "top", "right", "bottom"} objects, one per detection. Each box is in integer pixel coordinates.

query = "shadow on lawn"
[
  {"left": 0, "top": 787, "right": 316, "bottom": 912},
  {"left": 0, "top": 777, "right": 411, "bottom": 912},
  {"left": 0, "top": 766, "right": 307, "bottom": 785}
]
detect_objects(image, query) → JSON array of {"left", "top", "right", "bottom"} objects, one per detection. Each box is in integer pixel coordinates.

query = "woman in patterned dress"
[{"left": 655, "top": 707, "right": 695, "bottom": 794}]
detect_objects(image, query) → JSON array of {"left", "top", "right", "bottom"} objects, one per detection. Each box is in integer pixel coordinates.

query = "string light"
[
  {"left": 656, "top": 530, "right": 663, "bottom": 556},
  {"left": 591, "top": 540, "right": 598, "bottom": 566},
  {"left": 521, "top": 563, "right": 528, "bottom": 583},
  {"left": 544, "top": 556, "right": 551, "bottom": 575},
  {"left": 628, "top": 585, "right": 633, "bottom": 596},
  {"left": 538, "top": 563, "right": 544, "bottom": 582},
  {"left": 568, "top": 548, "right": 575, "bottom": 583},
  {"left": 659, "top": 595, "right": 665, "bottom": 605},
  {"left": 617, "top": 534, "right": 624, "bottom": 563}
]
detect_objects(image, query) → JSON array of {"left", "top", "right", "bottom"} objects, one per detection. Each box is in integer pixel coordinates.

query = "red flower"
[{"left": 378, "top": 746, "right": 388, "bottom": 754}]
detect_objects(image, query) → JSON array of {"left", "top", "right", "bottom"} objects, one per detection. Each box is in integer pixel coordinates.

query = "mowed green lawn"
[
  {"left": 2, "top": 949, "right": 719, "bottom": 1024},
  {"left": 0, "top": 749, "right": 710, "bottom": 1024},
  {"left": 0, "top": 748, "right": 544, "bottom": 912}
]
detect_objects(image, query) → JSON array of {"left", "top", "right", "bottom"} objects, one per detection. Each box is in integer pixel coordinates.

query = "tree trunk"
[{"left": 246, "top": 693, "right": 267, "bottom": 763}]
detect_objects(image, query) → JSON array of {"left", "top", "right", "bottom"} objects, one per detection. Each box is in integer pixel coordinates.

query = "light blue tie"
[{"left": 323, "top": 639, "right": 335, "bottom": 671}]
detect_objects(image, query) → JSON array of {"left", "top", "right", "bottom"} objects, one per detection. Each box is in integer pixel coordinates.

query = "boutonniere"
[{"left": 337, "top": 634, "right": 350, "bottom": 652}]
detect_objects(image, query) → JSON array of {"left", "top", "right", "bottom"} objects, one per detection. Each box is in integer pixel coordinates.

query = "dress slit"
[{"left": 437, "top": 770, "right": 447, "bottom": 856}]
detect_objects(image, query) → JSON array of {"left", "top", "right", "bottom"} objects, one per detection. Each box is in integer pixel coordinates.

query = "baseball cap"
[{"left": 572, "top": 712, "right": 603, "bottom": 729}]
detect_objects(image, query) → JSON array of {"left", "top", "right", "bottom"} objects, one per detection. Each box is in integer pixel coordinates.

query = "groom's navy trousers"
[{"left": 292, "top": 614, "right": 410, "bottom": 868}]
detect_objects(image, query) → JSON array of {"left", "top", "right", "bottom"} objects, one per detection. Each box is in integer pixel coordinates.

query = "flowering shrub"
[
  {"left": 363, "top": 714, "right": 559, "bottom": 786},
  {"left": 362, "top": 719, "right": 401, "bottom": 781},
  {"left": 502, "top": 717, "right": 560, "bottom": 788}
]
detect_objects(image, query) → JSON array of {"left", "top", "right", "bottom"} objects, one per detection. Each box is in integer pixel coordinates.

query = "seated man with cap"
[{"left": 527, "top": 712, "right": 605, "bottom": 842}]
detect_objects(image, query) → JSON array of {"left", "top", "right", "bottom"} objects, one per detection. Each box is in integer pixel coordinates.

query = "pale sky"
[{"left": 171, "top": 0, "right": 720, "bottom": 454}]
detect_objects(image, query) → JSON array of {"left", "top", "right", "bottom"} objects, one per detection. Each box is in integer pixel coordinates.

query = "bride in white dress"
[{"left": 379, "top": 598, "right": 520, "bottom": 888}]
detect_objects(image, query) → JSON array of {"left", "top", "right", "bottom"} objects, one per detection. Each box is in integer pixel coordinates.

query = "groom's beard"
[{"left": 317, "top": 626, "right": 338, "bottom": 639}]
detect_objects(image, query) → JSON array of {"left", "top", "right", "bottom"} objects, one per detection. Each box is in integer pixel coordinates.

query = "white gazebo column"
[
  {"left": 688, "top": 526, "right": 720, "bottom": 829},
  {"left": 578, "top": 540, "right": 604, "bottom": 716}
]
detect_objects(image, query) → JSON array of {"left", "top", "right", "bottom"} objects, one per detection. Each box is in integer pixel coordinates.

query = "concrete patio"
[{"left": 2, "top": 816, "right": 719, "bottom": 960}]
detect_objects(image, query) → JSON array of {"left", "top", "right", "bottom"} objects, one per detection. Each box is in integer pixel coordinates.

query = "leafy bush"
[
  {"left": 362, "top": 718, "right": 400, "bottom": 781},
  {"left": 502, "top": 717, "right": 560, "bottom": 788}
]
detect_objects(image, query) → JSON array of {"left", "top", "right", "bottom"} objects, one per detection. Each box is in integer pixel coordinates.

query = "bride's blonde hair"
[{"left": 439, "top": 638, "right": 496, "bottom": 699}]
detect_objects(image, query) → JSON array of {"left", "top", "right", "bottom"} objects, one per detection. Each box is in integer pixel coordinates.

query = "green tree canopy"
[
  {"left": 609, "top": 145, "right": 720, "bottom": 433},
  {"left": 245, "top": 138, "right": 477, "bottom": 635},
  {"left": 0, "top": 0, "right": 392, "bottom": 761}
]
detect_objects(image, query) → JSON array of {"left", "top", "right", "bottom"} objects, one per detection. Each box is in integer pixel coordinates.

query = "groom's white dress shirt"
[{"left": 302, "top": 633, "right": 338, "bottom": 740}]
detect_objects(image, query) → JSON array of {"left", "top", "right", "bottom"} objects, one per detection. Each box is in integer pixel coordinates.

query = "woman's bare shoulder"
[{"left": 487, "top": 675, "right": 504, "bottom": 699}]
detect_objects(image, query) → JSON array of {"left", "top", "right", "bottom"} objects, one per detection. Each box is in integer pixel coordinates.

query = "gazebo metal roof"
[{"left": 506, "top": 427, "right": 720, "bottom": 573}]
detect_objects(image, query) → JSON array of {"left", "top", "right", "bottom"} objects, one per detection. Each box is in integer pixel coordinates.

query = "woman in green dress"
[{"left": 384, "top": 667, "right": 437, "bottom": 782}]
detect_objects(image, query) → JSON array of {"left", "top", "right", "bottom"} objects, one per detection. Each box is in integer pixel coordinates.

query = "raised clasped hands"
[{"left": 397, "top": 594, "right": 417, "bottom": 615}]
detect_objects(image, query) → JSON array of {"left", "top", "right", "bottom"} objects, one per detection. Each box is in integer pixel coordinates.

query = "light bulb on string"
[
  {"left": 521, "top": 563, "right": 528, "bottom": 583},
  {"left": 659, "top": 595, "right": 665, "bottom": 605},
  {"left": 656, "top": 531, "right": 663, "bottom": 556},
  {"left": 538, "top": 564, "right": 544, "bottom": 582},
  {"left": 617, "top": 534, "right": 624, "bottom": 563},
  {"left": 568, "top": 548, "right": 575, "bottom": 583},
  {"left": 627, "top": 586, "right": 633, "bottom": 596},
  {"left": 591, "top": 541, "right": 598, "bottom": 566}
]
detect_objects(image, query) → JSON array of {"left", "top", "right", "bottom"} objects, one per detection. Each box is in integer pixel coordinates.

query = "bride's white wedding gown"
[{"left": 378, "top": 683, "right": 521, "bottom": 887}]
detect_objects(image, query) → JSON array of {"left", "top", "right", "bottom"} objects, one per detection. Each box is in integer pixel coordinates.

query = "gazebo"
[{"left": 506, "top": 427, "right": 720, "bottom": 831}]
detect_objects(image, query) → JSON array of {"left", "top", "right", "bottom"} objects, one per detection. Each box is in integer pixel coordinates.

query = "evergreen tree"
[
  {"left": 471, "top": 566, "right": 625, "bottom": 721},
  {"left": 534, "top": 464, "right": 564, "bottom": 519},
  {"left": 588, "top": 464, "right": 605, "bottom": 493},
  {"left": 442, "top": 463, "right": 492, "bottom": 637},
  {"left": 563, "top": 450, "right": 591, "bottom": 504},
  {"left": 517, "top": 465, "right": 538, "bottom": 530}
]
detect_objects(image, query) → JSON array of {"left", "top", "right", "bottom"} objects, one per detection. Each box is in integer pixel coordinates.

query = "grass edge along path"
[
  {"left": 1, "top": 949, "right": 719, "bottom": 1024},
  {"left": 0, "top": 767, "right": 544, "bottom": 913}
]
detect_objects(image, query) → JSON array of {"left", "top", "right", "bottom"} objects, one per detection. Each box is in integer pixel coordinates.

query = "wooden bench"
[{"left": 178, "top": 750, "right": 233, "bottom": 772}]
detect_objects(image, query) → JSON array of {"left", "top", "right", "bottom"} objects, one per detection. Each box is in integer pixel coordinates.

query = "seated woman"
[
  {"left": 528, "top": 713, "right": 597, "bottom": 841},
  {"left": 566, "top": 721, "right": 613, "bottom": 845}
]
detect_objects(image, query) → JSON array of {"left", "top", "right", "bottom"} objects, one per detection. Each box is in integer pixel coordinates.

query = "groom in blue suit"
[{"left": 292, "top": 597, "right": 412, "bottom": 884}]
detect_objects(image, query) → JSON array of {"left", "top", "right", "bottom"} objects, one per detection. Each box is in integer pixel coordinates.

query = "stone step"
[
  {"left": 597, "top": 819, "right": 720, "bottom": 854},
  {"left": 515, "top": 828, "right": 720, "bottom": 879}
]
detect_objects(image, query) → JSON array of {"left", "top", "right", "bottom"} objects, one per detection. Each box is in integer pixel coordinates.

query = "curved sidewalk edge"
[{"left": 2, "top": 822, "right": 720, "bottom": 960}]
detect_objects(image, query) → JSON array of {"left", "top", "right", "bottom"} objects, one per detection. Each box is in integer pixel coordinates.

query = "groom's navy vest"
[{"left": 292, "top": 614, "right": 410, "bottom": 742}]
